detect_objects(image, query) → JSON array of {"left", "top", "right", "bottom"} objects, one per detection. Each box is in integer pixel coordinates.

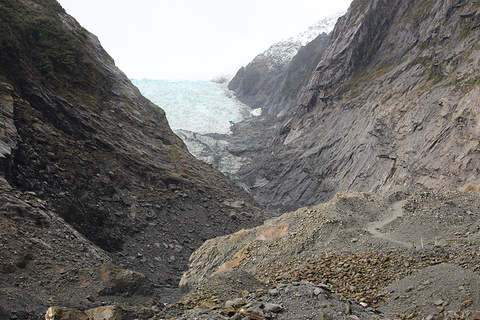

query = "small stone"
[
  {"left": 242, "top": 307, "right": 264, "bottom": 320},
  {"left": 315, "top": 311, "right": 333, "bottom": 320},
  {"left": 463, "top": 299, "right": 473, "bottom": 308},
  {"left": 318, "top": 283, "right": 331, "bottom": 291},
  {"left": 45, "top": 307, "right": 88, "bottom": 320},
  {"left": 434, "top": 299, "right": 444, "bottom": 306},
  {"left": 264, "top": 303, "right": 283, "bottom": 313},
  {"left": 268, "top": 288, "right": 279, "bottom": 296},
  {"left": 344, "top": 301, "right": 352, "bottom": 315},
  {"left": 222, "top": 306, "right": 236, "bottom": 316},
  {"left": 85, "top": 306, "right": 122, "bottom": 320},
  {"left": 225, "top": 300, "right": 235, "bottom": 308},
  {"left": 313, "top": 288, "right": 323, "bottom": 296}
]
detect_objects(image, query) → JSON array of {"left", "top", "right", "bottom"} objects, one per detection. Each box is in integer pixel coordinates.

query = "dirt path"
[{"left": 366, "top": 200, "right": 412, "bottom": 247}]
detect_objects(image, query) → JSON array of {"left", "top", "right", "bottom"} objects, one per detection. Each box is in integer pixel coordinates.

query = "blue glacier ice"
[{"left": 131, "top": 79, "right": 253, "bottom": 135}]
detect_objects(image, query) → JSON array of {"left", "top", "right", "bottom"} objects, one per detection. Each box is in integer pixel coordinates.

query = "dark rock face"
[
  {"left": 229, "top": 0, "right": 480, "bottom": 212},
  {"left": 0, "top": 0, "right": 268, "bottom": 318}
]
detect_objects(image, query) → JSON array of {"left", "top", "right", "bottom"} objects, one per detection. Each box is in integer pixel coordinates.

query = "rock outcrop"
[
  {"left": 228, "top": 0, "right": 480, "bottom": 212},
  {"left": 0, "top": 0, "right": 268, "bottom": 318}
]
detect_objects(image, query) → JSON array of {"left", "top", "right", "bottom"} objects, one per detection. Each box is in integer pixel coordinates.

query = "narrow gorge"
[{"left": 1, "top": 0, "right": 480, "bottom": 319}]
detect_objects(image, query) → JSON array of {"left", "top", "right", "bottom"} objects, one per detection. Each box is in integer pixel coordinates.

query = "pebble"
[
  {"left": 264, "top": 303, "right": 283, "bottom": 313},
  {"left": 343, "top": 301, "right": 352, "bottom": 315},
  {"left": 433, "top": 299, "right": 444, "bottom": 306},
  {"left": 268, "top": 288, "right": 279, "bottom": 296},
  {"left": 313, "top": 288, "right": 323, "bottom": 296},
  {"left": 315, "top": 311, "right": 333, "bottom": 320}
]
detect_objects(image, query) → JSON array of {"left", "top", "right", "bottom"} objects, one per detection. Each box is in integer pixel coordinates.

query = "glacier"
[
  {"left": 131, "top": 13, "right": 343, "bottom": 180},
  {"left": 130, "top": 79, "right": 252, "bottom": 135},
  {"left": 131, "top": 78, "right": 252, "bottom": 177}
]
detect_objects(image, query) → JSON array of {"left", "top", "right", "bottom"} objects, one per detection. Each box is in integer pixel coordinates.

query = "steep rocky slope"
[
  {"left": 0, "top": 0, "right": 268, "bottom": 318},
  {"left": 229, "top": 0, "right": 480, "bottom": 211}
]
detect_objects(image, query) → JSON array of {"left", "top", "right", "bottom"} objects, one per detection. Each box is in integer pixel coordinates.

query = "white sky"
[{"left": 57, "top": 0, "right": 352, "bottom": 80}]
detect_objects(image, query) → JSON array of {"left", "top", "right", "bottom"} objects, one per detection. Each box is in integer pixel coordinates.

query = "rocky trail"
[
  {"left": 172, "top": 188, "right": 480, "bottom": 320},
  {"left": 366, "top": 200, "right": 413, "bottom": 248}
]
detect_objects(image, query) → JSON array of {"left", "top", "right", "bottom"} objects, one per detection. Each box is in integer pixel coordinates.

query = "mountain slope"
[
  {"left": 0, "top": 0, "right": 267, "bottom": 317},
  {"left": 228, "top": 14, "right": 342, "bottom": 122},
  {"left": 231, "top": 0, "right": 480, "bottom": 211}
]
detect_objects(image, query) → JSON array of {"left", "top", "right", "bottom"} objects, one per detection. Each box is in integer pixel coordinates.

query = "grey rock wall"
[{"left": 229, "top": 0, "right": 480, "bottom": 212}]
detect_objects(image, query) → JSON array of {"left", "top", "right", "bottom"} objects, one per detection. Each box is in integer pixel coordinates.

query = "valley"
[{"left": 1, "top": 0, "right": 480, "bottom": 319}]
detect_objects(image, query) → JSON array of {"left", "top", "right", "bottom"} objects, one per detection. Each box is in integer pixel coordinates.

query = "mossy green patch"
[
  {"left": 412, "top": 0, "right": 436, "bottom": 24},
  {"left": 0, "top": 0, "right": 112, "bottom": 102}
]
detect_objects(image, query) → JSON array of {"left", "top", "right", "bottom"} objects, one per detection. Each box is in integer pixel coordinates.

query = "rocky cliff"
[
  {"left": 229, "top": 0, "right": 480, "bottom": 212},
  {"left": 0, "top": 0, "right": 267, "bottom": 318}
]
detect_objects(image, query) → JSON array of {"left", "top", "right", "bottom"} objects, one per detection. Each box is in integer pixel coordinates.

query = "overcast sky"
[{"left": 57, "top": 0, "right": 352, "bottom": 80}]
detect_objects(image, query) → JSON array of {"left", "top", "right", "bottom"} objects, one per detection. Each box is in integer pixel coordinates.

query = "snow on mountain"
[
  {"left": 131, "top": 79, "right": 252, "bottom": 135},
  {"left": 262, "top": 12, "right": 344, "bottom": 69}
]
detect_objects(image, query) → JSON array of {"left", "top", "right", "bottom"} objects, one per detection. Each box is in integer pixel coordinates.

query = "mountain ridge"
[
  {"left": 228, "top": 13, "right": 342, "bottom": 120},
  {"left": 228, "top": 0, "right": 480, "bottom": 211}
]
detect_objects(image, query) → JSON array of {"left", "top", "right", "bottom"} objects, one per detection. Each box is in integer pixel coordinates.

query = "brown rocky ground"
[{"left": 176, "top": 187, "right": 480, "bottom": 320}]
